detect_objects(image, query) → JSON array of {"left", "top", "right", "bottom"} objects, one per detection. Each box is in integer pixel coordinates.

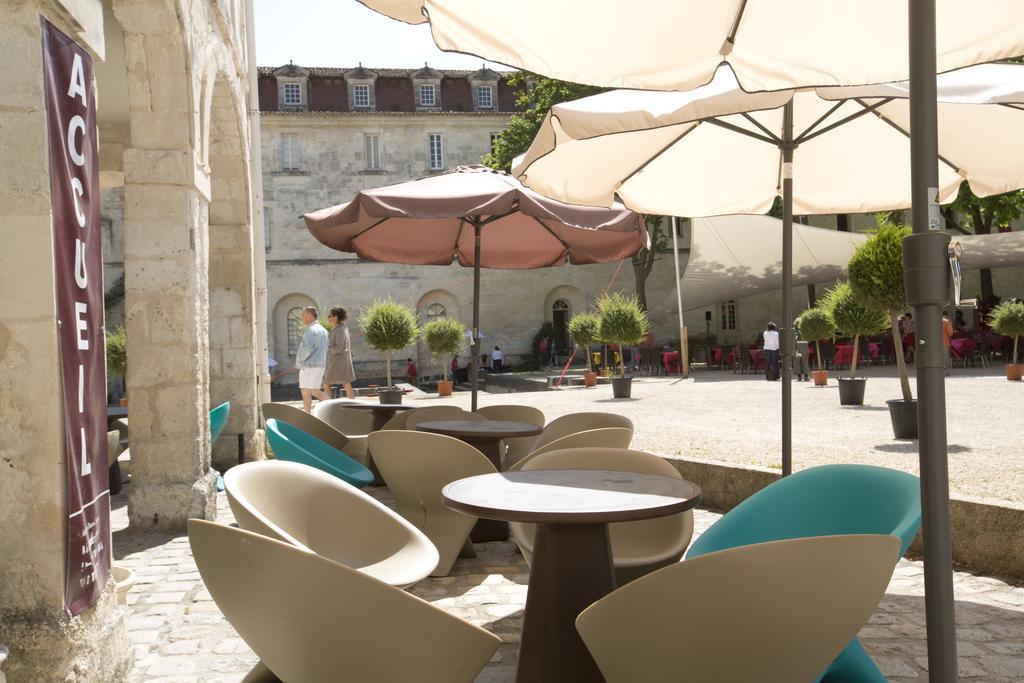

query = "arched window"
[
  {"left": 286, "top": 307, "right": 305, "bottom": 356},
  {"left": 553, "top": 299, "right": 570, "bottom": 314},
  {"left": 425, "top": 303, "right": 447, "bottom": 323}
]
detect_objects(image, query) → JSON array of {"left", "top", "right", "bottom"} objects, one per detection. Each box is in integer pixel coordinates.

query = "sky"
[{"left": 254, "top": 0, "right": 508, "bottom": 71}]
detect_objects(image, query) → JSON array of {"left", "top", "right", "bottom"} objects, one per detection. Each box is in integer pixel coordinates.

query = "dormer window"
[
  {"left": 283, "top": 83, "right": 302, "bottom": 106},
  {"left": 418, "top": 84, "right": 437, "bottom": 107},
  {"left": 352, "top": 84, "right": 370, "bottom": 108},
  {"left": 475, "top": 85, "right": 494, "bottom": 109}
]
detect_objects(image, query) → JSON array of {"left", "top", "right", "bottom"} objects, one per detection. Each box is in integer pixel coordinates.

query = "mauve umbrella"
[{"left": 303, "top": 165, "right": 648, "bottom": 409}]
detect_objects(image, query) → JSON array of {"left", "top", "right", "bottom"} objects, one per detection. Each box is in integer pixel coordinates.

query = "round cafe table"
[
  {"left": 443, "top": 470, "right": 702, "bottom": 683},
  {"left": 336, "top": 402, "right": 414, "bottom": 484},
  {"left": 417, "top": 419, "right": 544, "bottom": 542}
]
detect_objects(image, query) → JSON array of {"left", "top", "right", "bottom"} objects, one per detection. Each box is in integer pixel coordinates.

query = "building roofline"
[{"left": 258, "top": 65, "right": 516, "bottom": 79}]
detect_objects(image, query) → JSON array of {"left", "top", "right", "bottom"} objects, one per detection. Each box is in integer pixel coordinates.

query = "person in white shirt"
[
  {"left": 491, "top": 345, "right": 504, "bottom": 373},
  {"left": 763, "top": 322, "right": 780, "bottom": 381},
  {"left": 295, "top": 306, "right": 330, "bottom": 411}
]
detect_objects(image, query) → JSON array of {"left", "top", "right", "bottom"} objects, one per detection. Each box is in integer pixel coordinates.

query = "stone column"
[
  {"left": 0, "top": 2, "right": 130, "bottom": 679},
  {"left": 208, "top": 80, "right": 264, "bottom": 471}
]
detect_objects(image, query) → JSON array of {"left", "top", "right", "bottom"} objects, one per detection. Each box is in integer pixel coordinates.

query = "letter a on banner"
[{"left": 42, "top": 18, "right": 112, "bottom": 616}]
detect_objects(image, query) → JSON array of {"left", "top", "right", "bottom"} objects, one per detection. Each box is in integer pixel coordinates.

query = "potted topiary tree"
[
  {"left": 821, "top": 281, "right": 888, "bottom": 406},
  {"left": 358, "top": 299, "right": 420, "bottom": 404},
  {"left": 989, "top": 300, "right": 1024, "bottom": 381},
  {"left": 797, "top": 307, "right": 836, "bottom": 387},
  {"left": 596, "top": 292, "right": 650, "bottom": 399},
  {"left": 568, "top": 312, "right": 601, "bottom": 387},
  {"left": 106, "top": 326, "right": 128, "bottom": 406},
  {"left": 423, "top": 317, "right": 465, "bottom": 397},
  {"left": 848, "top": 224, "right": 918, "bottom": 437}
]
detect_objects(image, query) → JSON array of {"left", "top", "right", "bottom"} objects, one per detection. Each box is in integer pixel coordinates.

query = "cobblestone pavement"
[{"left": 112, "top": 486, "right": 1024, "bottom": 682}]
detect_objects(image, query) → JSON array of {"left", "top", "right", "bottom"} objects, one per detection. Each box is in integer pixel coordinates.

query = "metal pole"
[
  {"left": 780, "top": 101, "right": 794, "bottom": 477},
  {"left": 470, "top": 222, "right": 481, "bottom": 412},
  {"left": 671, "top": 217, "right": 690, "bottom": 378},
  {"left": 907, "top": 0, "right": 957, "bottom": 678}
]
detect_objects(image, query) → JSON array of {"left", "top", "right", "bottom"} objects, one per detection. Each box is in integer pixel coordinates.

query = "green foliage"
[
  {"left": 528, "top": 322, "right": 557, "bottom": 370},
  {"left": 821, "top": 282, "right": 889, "bottom": 339},
  {"left": 359, "top": 299, "right": 420, "bottom": 352},
  {"left": 942, "top": 186, "right": 1024, "bottom": 235},
  {"left": 482, "top": 73, "right": 604, "bottom": 172},
  {"left": 596, "top": 292, "right": 650, "bottom": 376},
  {"left": 568, "top": 313, "right": 600, "bottom": 347},
  {"left": 989, "top": 300, "right": 1024, "bottom": 338},
  {"left": 423, "top": 318, "right": 465, "bottom": 381},
  {"left": 797, "top": 308, "right": 836, "bottom": 343},
  {"left": 106, "top": 326, "right": 127, "bottom": 378},
  {"left": 848, "top": 224, "right": 911, "bottom": 315}
]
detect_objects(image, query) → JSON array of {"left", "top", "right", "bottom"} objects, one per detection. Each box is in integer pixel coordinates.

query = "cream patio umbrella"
[
  {"left": 359, "top": 0, "right": 1024, "bottom": 93},
  {"left": 513, "top": 61, "right": 1024, "bottom": 465}
]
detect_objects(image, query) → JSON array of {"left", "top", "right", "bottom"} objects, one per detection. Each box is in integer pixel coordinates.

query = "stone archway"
[
  {"left": 415, "top": 289, "right": 461, "bottom": 378},
  {"left": 206, "top": 68, "right": 262, "bottom": 471}
]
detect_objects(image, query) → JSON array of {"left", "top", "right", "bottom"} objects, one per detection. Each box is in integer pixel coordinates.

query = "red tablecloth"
[
  {"left": 950, "top": 338, "right": 976, "bottom": 358},
  {"left": 748, "top": 348, "right": 766, "bottom": 371},
  {"left": 833, "top": 343, "right": 880, "bottom": 366}
]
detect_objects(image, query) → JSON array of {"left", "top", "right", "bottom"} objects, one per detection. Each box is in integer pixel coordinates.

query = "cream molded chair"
[
  {"left": 524, "top": 412, "right": 634, "bottom": 461},
  {"left": 507, "top": 427, "right": 634, "bottom": 472},
  {"left": 404, "top": 406, "right": 485, "bottom": 432},
  {"left": 576, "top": 534, "right": 900, "bottom": 683},
  {"left": 477, "top": 405, "right": 545, "bottom": 468},
  {"left": 311, "top": 400, "right": 374, "bottom": 464},
  {"left": 261, "top": 402, "right": 351, "bottom": 461},
  {"left": 368, "top": 430, "right": 496, "bottom": 576},
  {"left": 225, "top": 461, "right": 438, "bottom": 587},
  {"left": 188, "top": 520, "right": 501, "bottom": 683},
  {"left": 511, "top": 447, "right": 693, "bottom": 584},
  {"left": 107, "top": 430, "right": 123, "bottom": 468}
]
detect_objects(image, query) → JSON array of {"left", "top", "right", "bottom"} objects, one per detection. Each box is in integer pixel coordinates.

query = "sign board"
[{"left": 42, "top": 18, "right": 112, "bottom": 616}]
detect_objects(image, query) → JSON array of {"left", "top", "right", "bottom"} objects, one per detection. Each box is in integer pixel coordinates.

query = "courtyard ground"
[
  {"left": 114, "top": 486, "right": 1024, "bottom": 681},
  {"left": 432, "top": 365, "right": 1024, "bottom": 504}
]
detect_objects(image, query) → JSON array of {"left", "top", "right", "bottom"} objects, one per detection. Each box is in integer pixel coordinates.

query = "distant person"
[
  {"left": 953, "top": 320, "right": 968, "bottom": 339},
  {"left": 406, "top": 357, "right": 418, "bottom": 385},
  {"left": 942, "top": 312, "right": 955, "bottom": 370},
  {"left": 539, "top": 335, "right": 550, "bottom": 367},
  {"left": 899, "top": 312, "right": 915, "bottom": 362},
  {"left": 548, "top": 342, "right": 558, "bottom": 369},
  {"left": 793, "top": 317, "right": 809, "bottom": 382},
  {"left": 491, "top": 345, "right": 504, "bottom": 372},
  {"left": 451, "top": 355, "right": 458, "bottom": 378},
  {"left": 324, "top": 306, "right": 356, "bottom": 400},
  {"left": 296, "top": 306, "right": 329, "bottom": 412},
  {"left": 763, "top": 322, "right": 780, "bottom": 381}
]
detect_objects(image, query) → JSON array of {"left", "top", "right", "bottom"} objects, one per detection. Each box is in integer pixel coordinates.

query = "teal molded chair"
[
  {"left": 265, "top": 419, "right": 374, "bottom": 489},
  {"left": 210, "top": 402, "right": 231, "bottom": 492},
  {"left": 686, "top": 464, "right": 921, "bottom": 683}
]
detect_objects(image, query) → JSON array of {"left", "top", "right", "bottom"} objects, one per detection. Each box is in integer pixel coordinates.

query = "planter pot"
[
  {"left": 611, "top": 376, "right": 633, "bottom": 399},
  {"left": 837, "top": 378, "right": 867, "bottom": 406},
  {"left": 437, "top": 379, "right": 453, "bottom": 397},
  {"left": 378, "top": 388, "right": 404, "bottom": 405},
  {"left": 119, "top": 397, "right": 128, "bottom": 408},
  {"left": 111, "top": 565, "right": 136, "bottom": 605},
  {"left": 812, "top": 370, "right": 828, "bottom": 386},
  {"left": 1007, "top": 364, "right": 1023, "bottom": 381},
  {"left": 584, "top": 371, "right": 598, "bottom": 387},
  {"left": 886, "top": 399, "right": 918, "bottom": 439}
]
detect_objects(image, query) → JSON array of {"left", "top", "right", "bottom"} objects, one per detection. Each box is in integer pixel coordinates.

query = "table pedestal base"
[
  {"left": 465, "top": 437, "right": 510, "bottom": 542},
  {"left": 517, "top": 522, "right": 615, "bottom": 683}
]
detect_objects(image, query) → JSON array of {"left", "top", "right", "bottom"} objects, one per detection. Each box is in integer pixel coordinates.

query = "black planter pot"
[
  {"left": 611, "top": 376, "right": 633, "bottom": 399},
  {"left": 837, "top": 378, "right": 867, "bottom": 406},
  {"left": 886, "top": 399, "right": 918, "bottom": 439},
  {"left": 378, "top": 388, "right": 404, "bottom": 405}
]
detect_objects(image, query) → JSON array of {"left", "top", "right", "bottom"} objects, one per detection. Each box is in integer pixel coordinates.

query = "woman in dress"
[{"left": 323, "top": 306, "right": 356, "bottom": 399}]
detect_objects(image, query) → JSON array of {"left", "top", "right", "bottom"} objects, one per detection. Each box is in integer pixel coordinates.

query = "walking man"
[
  {"left": 763, "top": 322, "right": 781, "bottom": 381},
  {"left": 296, "top": 306, "right": 329, "bottom": 412}
]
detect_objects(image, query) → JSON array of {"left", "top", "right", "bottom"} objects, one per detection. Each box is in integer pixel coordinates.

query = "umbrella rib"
[
  {"left": 740, "top": 112, "right": 783, "bottom": 143},
  {"left": 702, "top": 117, "right": 779, "bottom": 145},
  {"left": 619, "top": 121, "right": 705, "bottom": 187},
  {"left": 795, "top": 101, "right": 847, "bottom": 141},
  {"left": 722, "top": 0, "right": 749, "bottom": 54},
  {"left": 795, "top": 98, "right": 895, "bottom": 144},
  {"left": 850, "top": 98, "right": 964, "bottom": 175},
  {"left": 527, "top": 215, "right": 573, "bottom": 264},
  {"left": 348, "top": 215, "right": 393, "bottom": 241}
]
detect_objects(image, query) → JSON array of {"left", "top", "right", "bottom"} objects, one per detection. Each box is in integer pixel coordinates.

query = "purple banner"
[{"left": 42, "top": 19, "right": 111, "bottom": 616}]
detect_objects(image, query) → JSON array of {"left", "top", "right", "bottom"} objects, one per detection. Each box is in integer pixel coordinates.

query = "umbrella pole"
[
  {"left": 671, "top": 217, "right": 689, "bottom": 378},
  {"left": 471, "top": 221, "right": 481, "bottom": 412},
  {"left": 780, "top": 102, "right": 794, "bottom": 477},
  {"left": 906, "top": 0, "right": 957, "bottom": 678}
]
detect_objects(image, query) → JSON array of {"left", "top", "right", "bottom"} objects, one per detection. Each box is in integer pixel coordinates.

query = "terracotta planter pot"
[
  {"left": 584, "top": 371, "right": 598, "bottom": 387},
  {"left": 119, "top": 397, "right": 128, "bottom": 408},
  {"left": 1007, "top": 364, "right": 1023, "bottom": 381},
  {"left": 812, "top": 370, "right": 828, "bottom": 386},
  {"left": 437, "top": 379, "right": 453, "bottom": 397}
]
